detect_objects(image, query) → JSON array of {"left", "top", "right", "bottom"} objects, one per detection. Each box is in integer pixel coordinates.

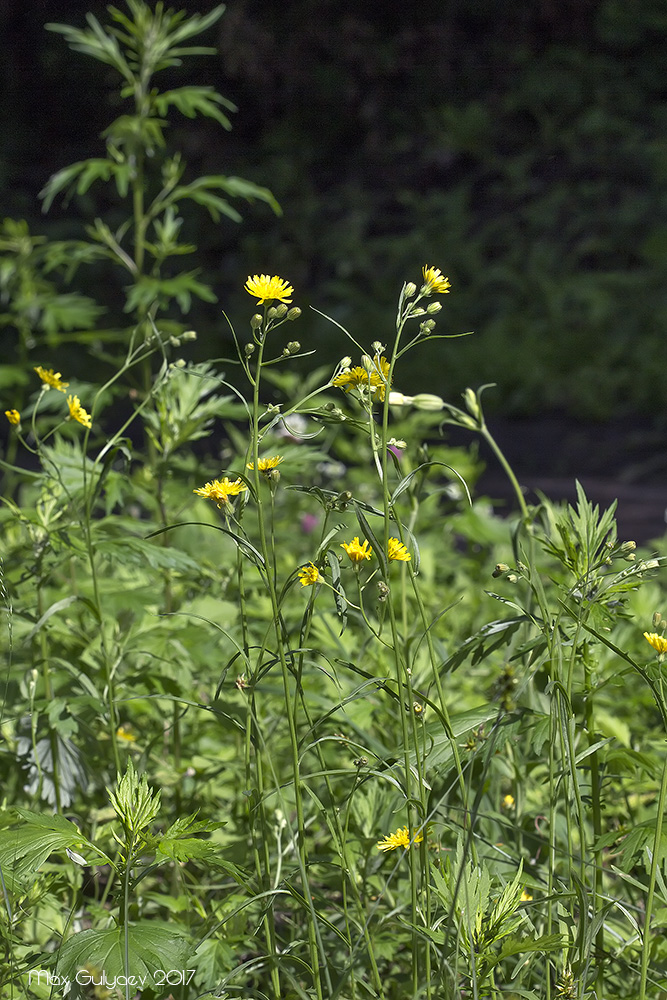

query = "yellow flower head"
[
  {"left": 332, "top": 366, "right": 373, "bottom": 394},
  {"left": 116, "top": 724, "right": 137, "bottom": 743},
  {"left": 5, "top": 409, "right": 21, "bottom": 426},
  {"left": 388, "top": 537, "right": 411, "bottom": 561},
  {"left": 376, "top": 825, "right": 424, "bottom": 852},
  {"left": 247, "top": 455, "right": 283, "bottom": 472},
  {"left": 245, "top": 274, "right": 294, "bottom": 304},
  {"left": 193, "top": 477, "right": 248, "bottom": 508},
  {"left": 67, "top": 395, "right": 92, "bottom": 428},
  {"left": 332, "top": 356, "right": 392, "bottom": 402},
  {"left": 421, "top": 266, "right": 451, "bottom": 295},
  {"left": 341, "top": 536, "right": 372, "bottom": 563},
  {"left": 520, "top": 889, "right": 533, "bottom": 902},
  {"left": 502, "top": 794, "right": 515, "bottom": 810},
  {"left": 34, "top": 366, "right": 69, "bottom": 392},
  {"left": 644, "top": 631, "right": 667, "bottom": 655},
  {"left": 298, "top": 562, "right": 321, "bottom": 587}
]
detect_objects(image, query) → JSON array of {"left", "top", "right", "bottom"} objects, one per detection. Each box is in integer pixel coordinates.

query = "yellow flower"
[
  {"left": 376, "top": 825, "right": 423, "bottom": 852},
  {"left": 298, "top": 562, "right": 321, "bottom": 587},
  {"left": 644, "top": 631, "right": 667, "bottom": 655},
  {"left": 245, "top": 274, "right": 294, "bottom": 304},
  {"left": 421, "top": 266, "right": 451, "bottom": 295},
  {"left": 67, "top": 395, "right": 92, "bottom": 428},
  {"left": 332, "top": 356, "right": 392, "bottom": 402},
  {"left": 332, "top": 365, "right": 375, "bottom": 393},
  {"left": 388, "top": 537, "right": 411, "bottom": 561},
  {"left": 502, "top": 794, "right": 515, "bottom": 810},
  {"left": 193, "top": 477, "right": 248, "bottom": 508},
  {"left": 247, "top": 455, "right": 283, "bottom": 471},
  {"left": 340, "top": 537, "right": 372, "bottom": 563},
  {"left": 520, "top": 889, "right": 533, "bottom": 902},
  {"left": 368, "top": 355, "right": 391, "bottom": 402},
  {"left": 116, "top": 724, "right": 137, "bottom": 742},
  {"left": 34, "top": 366, "right": 69, "bottom": 392},
  {"left": 5, "top": 409, "right": 21, "bottom": 426}
]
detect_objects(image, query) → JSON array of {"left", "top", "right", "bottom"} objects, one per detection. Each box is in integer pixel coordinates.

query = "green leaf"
[
  {"left": 56, "top": 923, "right": 192, "bottom": 990},
  {"left": 40, "top": 160, "right": 130, "bottom": 211},
  {"left": 25, "top": 594, "right": 100, "bottom": 640},
  {"left": 166, "top": 175, "right": 281, "bottom": 220},
  {"left": 45, "top": 17, "right": 133, "bottom": 83},
  {"left": 353, "top": 505, "right": 388, "bottom": 577},
  {"left": 123, "top": 271, "right": 217, "bottom": 314},
  {"left": 0, "top": 811, "right": 107, "bottom": 893},
  {"left": 442, "top": 615, "right": 531, "bottom": 674},
  {"left": 326, "top": 547, "right": 347, "bottom": 635},
  {"left": 496, "top": 932, "right": 565, "bottom": 962},
  {"left": 153, "top": 86, "right": 236, "bottom": 129}
]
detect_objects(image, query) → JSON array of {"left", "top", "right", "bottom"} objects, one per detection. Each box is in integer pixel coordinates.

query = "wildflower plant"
[{"left": 3, "top": 9, "right": 667, "bottom": 1000}]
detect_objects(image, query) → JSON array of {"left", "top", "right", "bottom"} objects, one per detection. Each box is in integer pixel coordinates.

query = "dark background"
[{"left": 2, "top": 0, "right": 667, "bottom": 535}]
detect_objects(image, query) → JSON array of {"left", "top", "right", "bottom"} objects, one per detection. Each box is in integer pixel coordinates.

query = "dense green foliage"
[
  {"left": 2, "top": 5, "right": 667, "bottom": 999},
  {"left": 2, "top": 0, "right": 667, "bottom": 415}
]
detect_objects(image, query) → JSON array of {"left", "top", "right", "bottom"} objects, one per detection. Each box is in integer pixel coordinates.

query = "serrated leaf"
[
  {"left": 123, "top": 271, "right": 217, "bottom": 314},
  {"left": 56, "top": 923, "right": 192, "bottom": 989},
  {"left": 153, "top": 86, "right": 235, "bottom": 129},
  {"left": 0, "top": 811, "right": 107, "bottom": 894},
  {"left": 496, "top": 932, "right": 565, "bottom": 962}
]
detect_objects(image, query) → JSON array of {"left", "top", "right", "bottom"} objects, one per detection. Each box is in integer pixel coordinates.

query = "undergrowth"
[{"left": 2, "top": 4, "right": 667, "bottom": 1000}]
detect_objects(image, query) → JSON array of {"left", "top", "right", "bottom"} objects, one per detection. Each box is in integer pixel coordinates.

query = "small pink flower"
[{"left": 300, "top": 513, "right": 319, "bottom": 534}]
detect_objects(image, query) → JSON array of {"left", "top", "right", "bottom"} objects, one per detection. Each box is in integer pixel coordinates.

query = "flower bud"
[
  {"left": 169, "top": 335, "right": 181, "bottom": 347},
  {"left": 404, "top": 281, "right": 417, "bottom": 297},
  {"left": 245, "top": 342, "right": 256, "bottom": 356},
  {"left": 267, "top": 307, "right": 278, "bottom": 320},
  {"left": 287, "top": 341, "right": 301, "bottom": 354},
  {"left": 653, "top": 611, "right": 663, "bottom": 628},
  {"left": 410, "top": 307, "right": 426, "bottom": 316},
  {"left": 419, "top": 319, "right": 436, "bottom": 335},
  {"left": 412, "top": 393, "right": 445, "bottom": 411},
  {"left": 182, "top": 329, "right": 197, "bottom": 341},
  {"left": 507, "top": 573, "right": 518, "bottom": 584},
  {"left": 323, "top": 405, "right": 346, "bottom": 421},
  {"left": 426, "top": 301, "right": 442, "bottom": 315},
  {"left": 287, "top": 307, "right": 301, "bottom": 321},
  {"left": 275, "top": 304, "right": 288, "bottom": 318},
  {"left": 371, "top": 341, "right": 385, "bottom": 354},
  {"left": 250, "top": 313, "right": 263, "bottom": 330},
  {"left": 493, "top": 563, "right": 510, "bottom": 578},
  {"left": 339, "top": 356, "right": 352, "bottom": 369},
  {"left": 412, "top": 701, "right": 424, "bottom": 717},
  {"left": 174, "top": 358, "right": 186, "bottom": 368},
  {"left": 388, "top": 391, "right": 414, "bottom": 406},
  {"left": 463, "top": 388, "right": 481, "bottom": 421},
  {"left": 620, "top": 540, "right": 637, "bottom": 554}
]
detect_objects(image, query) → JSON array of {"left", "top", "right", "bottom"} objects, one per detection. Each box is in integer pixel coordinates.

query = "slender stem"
[
  {"left": 479, "top": 424, "right": 530, "bottom": 522},
  {"left": 250, "top": 325, "right": 326, "bottom": 999},
  {"left": 639, "top": 752, "right": 667, "bottom": 1000}
]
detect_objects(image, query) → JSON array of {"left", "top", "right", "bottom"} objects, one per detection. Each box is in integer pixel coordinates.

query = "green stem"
[
  {"left": 479, "top": 424, "right": 530, "bottom": 523},
  {"left": 250, "top": 325, "right": 326, "bottom": 1000},
  {"left": 639, "top": 752, "right": 667, "bottom": 1000}
]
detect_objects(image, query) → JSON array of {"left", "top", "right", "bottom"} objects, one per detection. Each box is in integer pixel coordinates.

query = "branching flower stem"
[{"left": 249, "top": 313, "right": 328, "bottom": 1000}]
